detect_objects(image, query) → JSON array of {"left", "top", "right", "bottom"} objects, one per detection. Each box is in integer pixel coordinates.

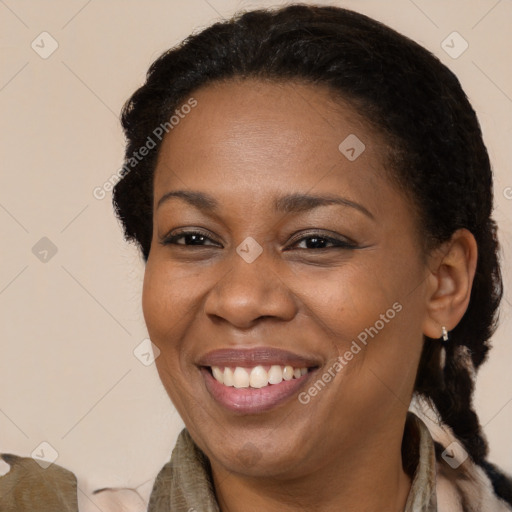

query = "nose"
[{"left": 203, "top": 249, "right": 298, "bottom": 329}]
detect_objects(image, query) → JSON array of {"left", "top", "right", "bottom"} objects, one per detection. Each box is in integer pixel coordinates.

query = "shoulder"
[
  {"left": 0, "top": 453, "right": 78, "bottom": 511},
  {"left": 410, "top": 400, "right": 512, "bottom": 512},
  {"left": 435, "top": 449, "right": 512, "bottom": 512},
  {"left": 0, "top": 453, "right": 148, "bottom": 512}
]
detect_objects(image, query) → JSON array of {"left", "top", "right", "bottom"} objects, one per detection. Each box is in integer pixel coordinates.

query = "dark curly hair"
[{"left": 112, "top": 4, "right": 511, "bottom": 502}]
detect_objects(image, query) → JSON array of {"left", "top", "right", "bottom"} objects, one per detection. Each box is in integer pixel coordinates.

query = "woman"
[{"left": 1, "top": 4, "right": 511, "bottom": 511}]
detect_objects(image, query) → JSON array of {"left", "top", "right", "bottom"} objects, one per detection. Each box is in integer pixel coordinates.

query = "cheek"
[
  {"left": 297, "top": 257, "right": 425, "bottom": 384},
  {"left": 142, "top": 259, "right": 201, "bottom": 339},
  {"left": 332, "top": 267, "right": 425, "bottom": 404},
  {"left": 142, "top": 262, "right": 169, "bottom": 337},
  {"left": 142, "top": 262, "right": 196, "bottom": 406},
  {"left": 293, "top": 261, "right": 399, "bottom": 343}
]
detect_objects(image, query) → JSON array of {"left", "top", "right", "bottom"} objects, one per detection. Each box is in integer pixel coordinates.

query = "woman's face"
[{"left": 143, "top": 79, "right": 431, "bottom": 479}]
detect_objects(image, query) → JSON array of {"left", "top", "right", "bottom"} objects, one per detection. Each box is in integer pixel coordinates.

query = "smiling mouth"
[
  {"left": 207, "top": 364, "right": 312, "bottom": 388},
  {"left": 200, "top": 364, "right": 320, "bottom": 413}
]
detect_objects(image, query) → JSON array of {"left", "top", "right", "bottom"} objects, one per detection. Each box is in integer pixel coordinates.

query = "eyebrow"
[
  {"left": 157, "top": 190, "right": 217, "bottom": 211},
  {"left": 157, "top": 190, "right": 374, "bottom": 220}
]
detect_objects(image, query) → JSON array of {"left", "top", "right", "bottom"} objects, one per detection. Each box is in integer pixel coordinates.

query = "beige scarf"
[{"left": 1, "top": 409, "right": 511, "bottom": 511}]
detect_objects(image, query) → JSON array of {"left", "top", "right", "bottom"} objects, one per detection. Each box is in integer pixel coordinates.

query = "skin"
[{"left": 142, "top": 79, "right": 477, "bottom": 512}]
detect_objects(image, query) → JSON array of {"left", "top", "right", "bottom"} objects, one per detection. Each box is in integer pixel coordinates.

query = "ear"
[{"left": 422, "top": 229, "right": 478, "bottom": 339}]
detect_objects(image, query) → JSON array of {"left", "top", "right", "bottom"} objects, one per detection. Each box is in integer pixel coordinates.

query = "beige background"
[{"left": 1, "top": 0, "right": 511, "bottom": 499}]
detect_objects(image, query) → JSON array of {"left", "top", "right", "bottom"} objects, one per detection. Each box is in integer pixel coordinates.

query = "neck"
[{"left": 211, "top": 419, "right": 412, "bottom": 512}]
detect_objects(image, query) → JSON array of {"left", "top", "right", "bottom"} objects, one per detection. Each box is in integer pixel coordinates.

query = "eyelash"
[{"left": 160, "top": 229, "right": 357, "bottom": 250}]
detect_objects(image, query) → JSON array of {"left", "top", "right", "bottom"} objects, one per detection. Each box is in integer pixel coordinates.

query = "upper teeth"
[{"left": 211, "top": 365, "right": 308, "bottom": 389}]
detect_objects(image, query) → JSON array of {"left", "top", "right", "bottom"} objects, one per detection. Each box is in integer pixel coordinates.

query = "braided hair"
[{"left": 112, "top": 4, "right": 511, "bottom": 502}]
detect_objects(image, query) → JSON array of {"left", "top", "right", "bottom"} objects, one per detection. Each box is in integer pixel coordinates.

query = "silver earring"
[{"left": 440, "top": 326, "right": 448, "bottom": 370}]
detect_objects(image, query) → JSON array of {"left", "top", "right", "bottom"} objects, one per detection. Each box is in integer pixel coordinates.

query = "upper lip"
[{"left": 197, "top": 347, "right": 321, "bottom": 368}]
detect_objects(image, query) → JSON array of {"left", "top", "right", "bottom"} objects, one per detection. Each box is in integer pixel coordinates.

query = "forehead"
[{"left": 153, "top": 79, "right": 390, "bottom": 204}]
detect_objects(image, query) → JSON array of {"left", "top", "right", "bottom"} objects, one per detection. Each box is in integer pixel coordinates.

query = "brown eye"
[
  {"left": 297, "top": 236, "right": 333, "bottom": 249},
  {"left": 288, "top": 231, "right": 357, "bottom": 250},
  {"left": 161, "top": 230, "right": 221, "bottom": 247}
]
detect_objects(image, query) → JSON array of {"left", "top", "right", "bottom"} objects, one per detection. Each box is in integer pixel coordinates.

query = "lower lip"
[{"left": 201, "top": 367, "right": 315, "bottom": 414}]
